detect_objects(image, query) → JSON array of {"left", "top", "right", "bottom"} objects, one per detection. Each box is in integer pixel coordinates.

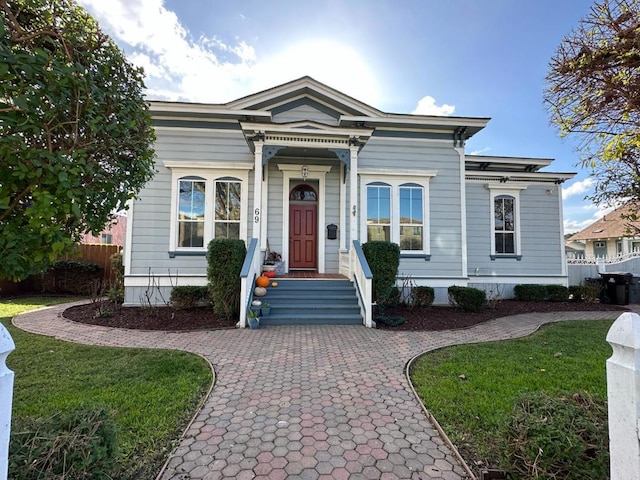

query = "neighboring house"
[
  {"left": 123, "top": 76, "right": 574, "bottom": 309},
  {"left": 568, "top": 203, "right": 640, "bottom": 259},
  {"left": 81, "top": 214, "right": 127, "bottom": 247}
]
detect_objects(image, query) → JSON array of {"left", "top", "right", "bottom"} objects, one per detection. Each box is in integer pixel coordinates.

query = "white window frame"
[
  {"left": 488, "top": 184, "right": 526, "bottom": 258},
  {"left": 168, "top": 167, "right": 249, "bottom": 253},
  {"left": 360, "top": 171, "right": 434, "bottom": 255}
]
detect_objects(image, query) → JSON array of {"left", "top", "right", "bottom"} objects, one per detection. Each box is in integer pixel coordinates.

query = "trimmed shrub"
[
  {"left": 362, "top": 241, "right": 400, "bottom": 305},
  {"left": 448, "top": 286, "right": 486, "bottom": 312},
  {"left": 9, "top": 407, "right": 118, "bottom": 480},
  {"left": 170, "top": 286, "right": 211, "bottom": 309},
  {"left": 42, "top": 260, "right": 104, "bottom": 295},
  {"left": 376, "top": 315, "right": 406, "bottom": 327},
  {"left": 207, "top": 239, "right": 246, "bottom": 320},
  {"left": 410, "top": 286, "right": 435, "bottom": 308},
  {"left": 569, "top": 285, "right": 600, "bottom": 303},
  {"left": 514, "top": 284, "right": 547, "bottom": 302},
  {"left": 503, "top": 391, "right": 608, "bottom": 480},
  {"left": 546, "top": 284, "right": 569, "bottom": 302}
]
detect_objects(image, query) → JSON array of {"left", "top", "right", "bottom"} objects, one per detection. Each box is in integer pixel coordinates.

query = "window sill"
[
  {"left": 168, "top": 250, "right": 207, "bottom": 258},
  {"left": 400, "top": 253, "right": 431, "bottom": 261},
  {"left": 490, "top": 254, "right": 522, "bottom": 261}
]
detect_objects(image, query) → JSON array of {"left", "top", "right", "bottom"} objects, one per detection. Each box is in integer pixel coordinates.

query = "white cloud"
[
  {"left": 562, "top": 178, "right": 594, "bottom": 199},
  {"left": 77, "top": 0, "right": 381, "bottom": 106},
  {"left": 564, "top": 218, "right": 593, "bottom": 234},
  {"left": 469, "top": 147, "right": 491, "bottom": 156},
  {"left": 411, "top": 95, "right": 455, "bottom": 116}
]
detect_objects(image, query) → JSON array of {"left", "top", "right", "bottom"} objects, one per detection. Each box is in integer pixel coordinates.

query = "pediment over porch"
[{"left": 240, "top": 120, "right": 373, "bottom": 167}]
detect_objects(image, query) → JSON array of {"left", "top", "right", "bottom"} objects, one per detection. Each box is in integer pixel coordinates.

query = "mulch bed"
[{"left": 62, "top": 300, "right": 629, "bottom": 332}]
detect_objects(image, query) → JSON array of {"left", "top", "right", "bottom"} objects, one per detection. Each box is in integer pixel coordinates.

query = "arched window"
[
  {"left": 494, "top": 194, "right": 515, "bottom": 254},
  {"left": 290, "top": 184, "right": 317, "bottom": 201}
]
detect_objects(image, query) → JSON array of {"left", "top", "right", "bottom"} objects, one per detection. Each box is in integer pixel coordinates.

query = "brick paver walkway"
[{"left": 13, "top": 304, "right": 626, "bottom": 480}]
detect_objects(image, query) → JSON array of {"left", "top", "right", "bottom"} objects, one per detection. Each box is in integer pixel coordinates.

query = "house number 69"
[{"left": 254, "top": 208, "right": 260, "bottom": 223}]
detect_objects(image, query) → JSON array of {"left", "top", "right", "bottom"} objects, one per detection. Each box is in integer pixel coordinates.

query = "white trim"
[
  {"left": 168, "top": 167, "right": 249, "bottom": 253},
  {"left": 124, "top": 275, "right": 207, "bottom": 287},
  {"left": 358, "top": 168, "right": 437, "bottom": 178},
  {"left": 340, "top": 114, "right": 489, "bottom": 129},
  {"left": 278, "top": 164, "right": 332, "bottom": 273},
  {"left": 241, "top": 121, "right": 373, "bottom": 139},
  {"left": 349, "top": 146, "right": 359, "bottom": 245},
  {"left": 397, "top": 277, "right": 469, "bottom": 287},
  {"left": 339, "top": 164, "right": 347, "bottom": 251},
  {"left": 150, "top": 102, "right": 271, "bottom": 118},
  {"left": 488, "top": 186, "right": 526, "bottom": 257},
  {"left": 360, "top": 174, "right": 433, "bottom": 255},
  {"left": 469, "top": 275, "right": 569, "bottom": 285},
  {"left": 456, "top": 147, "right": 467, "bottom": 277},
  {"left": 260, "top": 164, "right": 269, "bottom": 249},
  {"left": 557, "top": 186, "right": 568, "bottom": 277},
  {"left": 153, "top": 126, "right": 243, "bottom": 134},
  {"left": 164, "top": 161, "right": 252, "bottom": 170},
  {"left": 467, "top": 172, "right": 575, "bottom": 182},
  {"left": 253, "top": 143, "right": 263, "bottom": 238},
  {"left": 123, "top": 198, "right": 134, "bottom": 277}
]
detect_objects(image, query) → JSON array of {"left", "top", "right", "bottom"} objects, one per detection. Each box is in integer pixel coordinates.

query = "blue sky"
[{"left": 78, "top": 0, "right": 603, "bottom": 232}]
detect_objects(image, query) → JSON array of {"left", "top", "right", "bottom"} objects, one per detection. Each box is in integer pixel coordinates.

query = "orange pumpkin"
[{"left": 256, "top": 276, "right": 270, "bottom": 288}]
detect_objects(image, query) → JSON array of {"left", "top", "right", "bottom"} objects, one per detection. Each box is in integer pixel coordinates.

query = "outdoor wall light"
[{"left": 301, "top": 165, "right": 309, "bottom": 180}]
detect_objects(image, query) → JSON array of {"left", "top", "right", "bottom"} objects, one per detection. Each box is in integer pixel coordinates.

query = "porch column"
[
  {"left": 349, "top": 145, "right": 359, "bottom": 245},
  {"left": 253, "top": 141, "right": 264, "bottom": 239}
]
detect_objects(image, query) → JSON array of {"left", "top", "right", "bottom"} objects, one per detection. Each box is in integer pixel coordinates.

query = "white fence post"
[
  {"left": 607, "top": 312, "right": 640, "bottom": 479},
  {"left": 0, "top": 325, "right": 15, "bottom": 480}
]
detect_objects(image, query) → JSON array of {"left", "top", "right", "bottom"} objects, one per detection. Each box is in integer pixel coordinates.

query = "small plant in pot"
[
  {"left": 260, "top": 302, "right": 271, "bottom": 316},
  {"left": 247, "top": 309, "right": 260, "bottom": 329}
]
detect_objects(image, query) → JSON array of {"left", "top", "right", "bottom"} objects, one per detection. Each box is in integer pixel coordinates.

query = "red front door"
[{"left": 289, "top": 203, "right": 317, "bottom": 269}]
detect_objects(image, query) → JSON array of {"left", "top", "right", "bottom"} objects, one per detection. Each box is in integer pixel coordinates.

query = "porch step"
[{"left": 257, "top": 279, "right": 363, "bottom": 326}]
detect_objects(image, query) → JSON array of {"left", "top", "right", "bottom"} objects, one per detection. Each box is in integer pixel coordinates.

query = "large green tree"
[
  {"left": 0, "top": 0, "right": 155, "bottom": 281},
  {"left": 544, "top": 0, "right": 640, "bottom": 211}
]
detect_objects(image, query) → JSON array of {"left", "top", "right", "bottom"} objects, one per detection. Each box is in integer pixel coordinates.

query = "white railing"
[
  {"left": 568, "top": 251, "right": 640, "bottom": 265},
  {"left": 0, "top": 325, "right": 15, "bottom": 480},
  {"left": 607, "top": 312, "right": 640, "bottom": 479},
  {"left": 351, "top": 240, "right": 373, "bottom": 328},
  {"left": 239, "top": 238, "right": 261, "bottom": 329}
]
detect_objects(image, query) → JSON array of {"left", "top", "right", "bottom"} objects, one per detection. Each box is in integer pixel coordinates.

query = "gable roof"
[
  {"left": 150, "top": 77, "right": 491, "bottom": 144},
  {"left": 569, "top": 203, "right": 640, "bottom": 241}
]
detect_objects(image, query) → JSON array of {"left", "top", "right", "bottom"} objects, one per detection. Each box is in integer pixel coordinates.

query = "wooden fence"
[{"left": 0, "top": 244, "right": 121, "bottom": 296}]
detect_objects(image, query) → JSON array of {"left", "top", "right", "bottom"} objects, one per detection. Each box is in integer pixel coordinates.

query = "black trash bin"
[{"left": 599, "top": 272, "right": 633, "bottom": 305}]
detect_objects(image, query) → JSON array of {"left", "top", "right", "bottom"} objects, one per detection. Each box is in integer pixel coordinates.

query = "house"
[
  {"left": 568, "top": 203, "right": 640, "bottom": 259},
  {"left": 81, "top": 213, "right": 127, "bottom": 247},
  {"left": 123, "top": 76, "right": 575, "bottom": 323}
]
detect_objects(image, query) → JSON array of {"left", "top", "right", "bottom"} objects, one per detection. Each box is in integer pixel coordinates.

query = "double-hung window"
[
  {"left": 361, "top": 172, "right": 433, "bottom": 255},
  {"left": 168, "top": 167, "right": 248, "bottom": 254},
  {"left": 489, "top": 186, "right": 524, "bottom": 259}
]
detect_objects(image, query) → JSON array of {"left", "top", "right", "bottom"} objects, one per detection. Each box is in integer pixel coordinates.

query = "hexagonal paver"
[{"left": 21, "top": 304, "right": 611, "bottom": 480}]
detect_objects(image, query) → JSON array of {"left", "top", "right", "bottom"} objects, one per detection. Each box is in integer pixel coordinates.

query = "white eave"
[
  {"left": 150, "top": 101, "right": 272, "bottom": 121},
  {"left": 339, "top": 114, "right": 490, "bottom": 137}
]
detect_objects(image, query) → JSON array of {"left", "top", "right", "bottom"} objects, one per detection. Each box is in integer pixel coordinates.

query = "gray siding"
[
  {"left": 272, "top": 104, "right": 339, "bottom": 126},
  {"left": 129, "top": 128, "right": 253, "bottom": 276},
  {"left": 359, "top": 137, "right": 465, "bottom": 279},
  {"left": 466, "top": 183, "right": 564, "bottom": 276}
]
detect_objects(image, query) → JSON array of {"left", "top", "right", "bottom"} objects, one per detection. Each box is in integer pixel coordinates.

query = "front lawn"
[
  {"left": 410, "top": 319, "right": 614, "bottom": 477},
  {"left": 1, "top": 297, "right": 212, "bottom": 479}
]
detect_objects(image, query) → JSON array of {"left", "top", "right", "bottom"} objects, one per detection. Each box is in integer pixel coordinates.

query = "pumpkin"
[
  {"left": 271, "top": 282, "right": 278, "bottom": 287},
  {"left": 254, "top": 286, "right": 267, "bottom": 297},
  {"left": 263, "top": 270, "right": 276, "bottom": 278},
  {"left": 256, "top": 276, "right": 270, "bottom": 288}
]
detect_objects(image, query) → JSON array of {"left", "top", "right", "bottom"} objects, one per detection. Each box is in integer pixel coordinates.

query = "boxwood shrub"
[
  {"left": 513, "top": 284, "right": 548, "bottom": 302},
  {"left": 207, "top": 239, "right": 246, "bottom": 319},
  {"left": 546, "top": 284, "right": 570, "bottom": 302},
  {"left": 568, "top": 285, "right": 600, "bottom": 303},
  {"left": 170, "top": 286, "right": 211, "bottom": 309},
  {"left": 448, "top": 286, "right": 486, "bottom": 312},
  {"left": 362, "top": 241, "right": 400, "bottom": 305},
  {"left": 411, "top": 286, "right": 435, "bottom": 308}
]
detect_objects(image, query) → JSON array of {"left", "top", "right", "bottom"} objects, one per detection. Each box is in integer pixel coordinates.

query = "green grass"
[
  {"left": 1, "top": 297, "right": 213, "bottom": 479},
  {"left": 410, "top": 319, "right": 614, "bottom": 469}
]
